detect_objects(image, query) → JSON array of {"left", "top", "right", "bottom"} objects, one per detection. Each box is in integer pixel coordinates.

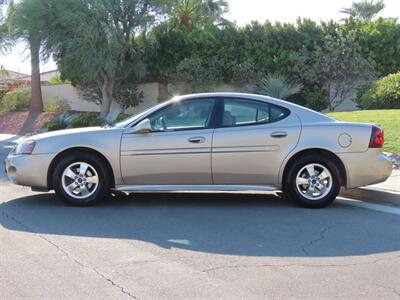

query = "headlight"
[{"left": 14, "top": 140, "right": 36, "bottom": 155}]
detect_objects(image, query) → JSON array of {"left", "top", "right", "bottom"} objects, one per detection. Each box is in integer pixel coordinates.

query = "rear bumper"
[
  {"left": 338, "top": 149, "right": 393, "bottom": 188},
  {"left": 5, "top": 153, "right": 54, "bottom": 189}
]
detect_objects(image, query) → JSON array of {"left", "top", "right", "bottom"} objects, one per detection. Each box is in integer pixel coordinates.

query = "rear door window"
[{"left": 222, "top": 98, "right": 290, "bottom": 127}]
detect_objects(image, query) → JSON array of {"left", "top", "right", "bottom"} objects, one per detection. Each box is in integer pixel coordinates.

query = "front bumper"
[
  {"left": 5, "top": 152, "right": 55, "bottom": 189},
  {"left": 338, "top": 149, "right": 393, "bottom": 188}
]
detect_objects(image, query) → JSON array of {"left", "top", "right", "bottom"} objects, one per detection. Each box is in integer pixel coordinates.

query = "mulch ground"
[{"left": 0, "top": 111, "right": 59, "bottom": 135}]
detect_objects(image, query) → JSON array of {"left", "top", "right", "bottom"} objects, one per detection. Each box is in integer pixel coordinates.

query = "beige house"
[
  {"left": 39, "top": 70, "right": 60, "bottom": 82},
  {"left": 0, "top": 69, "right": 59, "bottom": 85},
  {"left": 0, "top": 70, "right": 31, "bottom": 90},
  {"left": 0, "top": 69, "right": 29, "bottom": 81}
]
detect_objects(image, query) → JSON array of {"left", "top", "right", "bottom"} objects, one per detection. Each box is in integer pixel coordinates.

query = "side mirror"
[{"left": 125, "top": 119, "right": 152, "bottom": 134}]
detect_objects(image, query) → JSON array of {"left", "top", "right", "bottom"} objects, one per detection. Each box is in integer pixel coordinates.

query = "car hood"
[
  {"left": 27, "top": 127, "right": 106, "bottom": 141},
  {"left": 23, "top": 126, "right": 124, "bottom": 156}
]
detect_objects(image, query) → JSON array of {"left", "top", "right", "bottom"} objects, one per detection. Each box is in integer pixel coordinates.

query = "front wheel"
[
  {"left": 53, "top": 152, "right": 110, "bottom": 206},
  {"left": 283, "top": 155, "right": 342, "bottom": 208}
]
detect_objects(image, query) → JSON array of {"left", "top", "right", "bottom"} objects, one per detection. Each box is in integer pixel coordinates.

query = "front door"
[
  {"left": 212, "top": 98, "right": 301, "bottom": 185},
  {"left": 121, "top": 98, "right": 216, "bottom": 185}
]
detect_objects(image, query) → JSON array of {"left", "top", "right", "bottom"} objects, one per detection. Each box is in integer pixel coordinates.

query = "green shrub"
[
  {"left": 304, "top": 86, "right": 329, "bottom": 111},
  {"left": 157, "top": 91, "right": 173, "bottom": 103},
  {"left": 115, "top": 83, "right": 144, "bottom": 109},
  {"left": 0, "top": 87, "right": 31, "bottom": 115},
  {"left": 355, "top": 80, "right": 374, "bottom": 108},
  {"left": 45, "top": 119, "right": 68, "bottom": 131},
  {"left": 0, "top": 85, "right": 5, "bottom": 99},
  {"left": 48, "top": 73, "right": 70, "bottom": 84},
  {"left": 359, "top": 73, "right": 400, "bottom": 109},
  {"left": 115, "top": 112, "right": 131, "bottom": 123},
  {"left": 71, "top": 112, "right": 102, "bottom": 128},
  {"left": 44, "top": 98, "right": 71, "bottom": 112}
]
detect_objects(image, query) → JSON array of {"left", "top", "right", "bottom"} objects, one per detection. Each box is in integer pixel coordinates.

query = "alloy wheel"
[
  {"left": 295, "top": 163, "right": 333, "bottom": 200},
  {"left": 61, "top": 162, "right": 99, "bottom": 199}
]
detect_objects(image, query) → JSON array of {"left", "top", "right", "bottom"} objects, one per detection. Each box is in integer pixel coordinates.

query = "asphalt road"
[{"left": 1, "top": 147, "right": 400, "bottom": 299}]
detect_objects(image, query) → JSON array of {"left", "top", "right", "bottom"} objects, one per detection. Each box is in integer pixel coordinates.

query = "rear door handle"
[
  {"left": 271, "top": 131, "right": 287, "bottom": 138},
  {"left": 188, "top": 136, "right": 206, "bottom": 143}
]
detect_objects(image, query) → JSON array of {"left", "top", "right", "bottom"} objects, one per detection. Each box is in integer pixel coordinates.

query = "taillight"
[{"left": 369, "top": 125, "right": 384, "bottom": 148}]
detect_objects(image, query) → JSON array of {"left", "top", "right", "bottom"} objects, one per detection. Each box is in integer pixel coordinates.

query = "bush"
[
  {"left": 48, "top": 73, "right": 70, "bottom": 84},
  {"left": 44, "top": 98, "right": 71, "bottom": 113},
  {"left": 231, "top": 63, "right": 261, "bottom": 87},
  {"left": 115, "top": 83, "right": 144, "bottom": 110},
  {"left": 45, "top": 119, "right": 68, "bottom": 131},
  {"left": 71, "top": 112, "right": 102, "bottom": 128},
  {"left": 359, "top": 73, "right": 400, "bottom": 109},
  {"left": 0, "top": 85, "right": 5, "bottom": 99},
  {"left": 355, "top": 80, "right": 374, "bottom": 108},
  {"left": 0, "top": 87, "right": 31, "bottom": 115},
  {"left": 157, "top": 91, "right": 173, "bottom": 103},
  {"left": 173, "top": 57, "right": 224, "bottom": 93},
  {"left": 304, "top": 87, "right": 329, "bottom": 111},
  {"left": 115, "top": 112, "right": 132, "bottom": 123}
]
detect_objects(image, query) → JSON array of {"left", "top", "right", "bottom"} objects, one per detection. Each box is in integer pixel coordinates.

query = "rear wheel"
[
  {"left": 283, "top": 154, "right": 341, "bottom": 208},
  {"left": 53, "top": 152, "right": 110, "bottom": 206}
]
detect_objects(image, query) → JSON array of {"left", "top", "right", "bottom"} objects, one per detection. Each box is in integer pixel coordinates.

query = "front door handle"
[
  {"left": 271, "top": 131, "right": 287, "bottom": 138},
  {"left": 188, "top": 136, "right": 206, "bottom": 143}
]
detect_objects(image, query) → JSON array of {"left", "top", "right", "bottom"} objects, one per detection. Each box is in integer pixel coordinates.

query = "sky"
[{"left": 1, "top": 0, "right": 399, "bottom": 75}]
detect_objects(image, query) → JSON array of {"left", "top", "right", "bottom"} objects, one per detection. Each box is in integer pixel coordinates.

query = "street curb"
[{"left": 340, "top": 187, "right": 400, "bottom": 206}]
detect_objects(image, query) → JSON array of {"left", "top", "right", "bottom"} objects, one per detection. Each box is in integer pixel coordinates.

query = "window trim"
[
  {"left": 216, "top": 97, "right": 291, "bottom": 129},
  {"left": 132, "top": 98, "right": 218, "bottom": 133}
]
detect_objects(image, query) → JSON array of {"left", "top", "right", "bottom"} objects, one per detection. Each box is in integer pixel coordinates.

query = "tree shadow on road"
[{"left": 1, "top": 192, "right": 400, "bottom": 257}]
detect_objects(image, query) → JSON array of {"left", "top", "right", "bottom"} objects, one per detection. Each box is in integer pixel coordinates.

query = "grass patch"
[{"left": 328, "top": 109, "right": 400, "bottom": 153}]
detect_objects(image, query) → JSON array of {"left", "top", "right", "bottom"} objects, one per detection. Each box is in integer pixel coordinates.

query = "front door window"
[{"left": 149, "top": 99, "right": 215, "bottom": 131}]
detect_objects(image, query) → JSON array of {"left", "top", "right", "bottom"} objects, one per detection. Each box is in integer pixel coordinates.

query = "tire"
[
  {"left": 283, "top": 154, "right": 342, "bottom": 208},
  {"left": 52, "top": 152, "right": 110, "bottom": 206}
]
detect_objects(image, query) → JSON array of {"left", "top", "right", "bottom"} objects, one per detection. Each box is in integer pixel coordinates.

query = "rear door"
[{"left": 212, "top": 98, "right": 301, "bottom": 185}]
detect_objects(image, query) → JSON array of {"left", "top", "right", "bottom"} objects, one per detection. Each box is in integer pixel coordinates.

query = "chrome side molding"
[{"left": 114, "top": 185, "right": 280, "bottom": 194}]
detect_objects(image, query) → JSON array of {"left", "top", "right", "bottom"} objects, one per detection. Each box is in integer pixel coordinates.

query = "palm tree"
[
  {"left": 1, "top": 1, "right": 9, "bottom": 51},
  {"left": 165, "top": 0, "right": 229, "bottom": 30},
  {"left": 0, "top": 16, "right": 6, "bottom": 56},
  {"left": 255, "top": 74, "right": 303, "bottom": 100},
  {"left": 340, "top": 0, "right": 385, "bottom": 21},
  {"left": 9, "top": 0, "right": 47, "bottom": 112},
  {"left": 0, "top": 1, "right": 12, "bottom": 73}
]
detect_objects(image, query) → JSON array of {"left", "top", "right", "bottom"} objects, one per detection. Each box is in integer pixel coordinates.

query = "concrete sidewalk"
[
  {"left": 367, "top": 169, "right": 400, "bottom": 194},
  {"left": 340, "top": 169, "right": 400, "bottom": 206}
]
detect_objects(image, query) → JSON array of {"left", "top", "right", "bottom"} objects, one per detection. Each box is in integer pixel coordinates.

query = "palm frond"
[
  {"left": 255, "top": 74, "right": 303, "bottom": 100},
  {"left": 340, "top": 0, "right": 385, "bottom": 21}
]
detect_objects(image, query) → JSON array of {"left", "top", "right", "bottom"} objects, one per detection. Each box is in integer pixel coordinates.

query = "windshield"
[{"left": 112, "top": 101, "right": 170, "bottom": 128}]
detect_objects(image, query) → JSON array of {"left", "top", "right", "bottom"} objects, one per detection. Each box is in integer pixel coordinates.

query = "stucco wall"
[
  {"left": 40, "top": 70, "right": 60, "bottom": 82},
  {"left": 333, "top": 99, "right": 359, "bottom": 112},
  {"left": 41, "top": 82, "right": 160, "bottom": 115},
  {"left": 41, "top": 82, "right": 359, "bottom": 114}
]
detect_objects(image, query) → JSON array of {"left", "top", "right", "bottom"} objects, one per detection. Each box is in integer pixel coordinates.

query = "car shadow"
[{"left": 1, "top": 192, "right": 400, "bottom": 257}]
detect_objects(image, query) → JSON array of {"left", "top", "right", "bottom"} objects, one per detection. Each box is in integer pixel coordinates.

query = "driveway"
[{"left": 1, "top": 146, "right": 400, "bottom": 299}]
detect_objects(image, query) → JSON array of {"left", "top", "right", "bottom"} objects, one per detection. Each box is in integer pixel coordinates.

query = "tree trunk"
[
  {"left": 327, "top": 82, "right": 334, "bottom": 112},
  {"left": 328, "top": 101, "right": 334, "bottom": 112},
  {"left": 29, "top": 36, "right": 43, "bottom": 112},
  {"left": 100, "top": 79, "right": 115, "bottom": 119}
]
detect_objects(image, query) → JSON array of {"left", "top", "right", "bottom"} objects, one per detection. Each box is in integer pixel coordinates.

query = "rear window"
[{"left": 222, "top": 98, "right": 290, "bottom": 127}]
